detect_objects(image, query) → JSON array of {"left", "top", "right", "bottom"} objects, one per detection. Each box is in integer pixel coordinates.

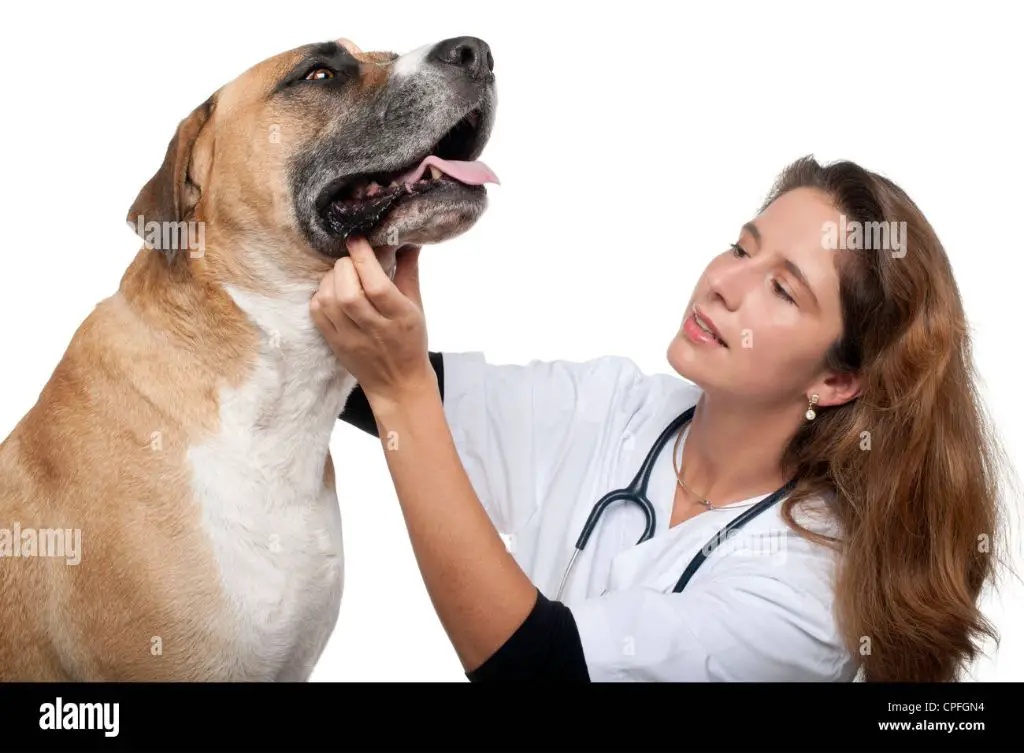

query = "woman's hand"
[
  {"left": 310, "top": 236, "right": 435, "bottom": 407},
  {"left": 311, "top": 236, "right": 538, "bottom": 674}
]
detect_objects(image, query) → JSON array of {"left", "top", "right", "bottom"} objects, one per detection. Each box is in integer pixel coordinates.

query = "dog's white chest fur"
[{"left": 188, "top": 284, "right": 355, "bottom": 680}]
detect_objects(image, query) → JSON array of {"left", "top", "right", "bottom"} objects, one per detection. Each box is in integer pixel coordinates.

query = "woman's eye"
[
  {"left": 305, "top": 67, "right": 335, "bottom": 81},
  {"left": 732, "top": 243, "right": 796, "bottom": 305},
  {"left": 772, "top": 280, "right": 796, "bottom": 304}
]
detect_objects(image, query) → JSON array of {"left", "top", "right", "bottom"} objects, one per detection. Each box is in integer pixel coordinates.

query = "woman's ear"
[
  {"left": 815, "top": 370, "right": 862, "bottom": 409},
  {"left": 126, "top": 94, "right": 216, "bottom": 241}
]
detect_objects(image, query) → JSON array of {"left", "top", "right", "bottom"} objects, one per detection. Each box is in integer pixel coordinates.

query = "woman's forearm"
[{"left": 365, "top": 375, "right": 538, "bottom": 672}]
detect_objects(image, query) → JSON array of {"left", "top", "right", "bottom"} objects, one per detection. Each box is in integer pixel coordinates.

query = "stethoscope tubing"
[{"left": 555, "top": 405, "right": 797, "bottom": 599}]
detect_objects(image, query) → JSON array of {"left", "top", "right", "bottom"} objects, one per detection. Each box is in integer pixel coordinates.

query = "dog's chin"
[
  {"left": 314, "top": 180, "right": 487, "bottom": 257},
  {"left": 366, "top": 183, "right": 487, "bottom": 247}
]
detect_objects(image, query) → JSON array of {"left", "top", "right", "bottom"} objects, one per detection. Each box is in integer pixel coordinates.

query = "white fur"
[
  {"left": 189, "top": 282, "right": 355, "bottom": 680},
  {"left": 391, "top": 43, "right": 434, "bottom": 79}
]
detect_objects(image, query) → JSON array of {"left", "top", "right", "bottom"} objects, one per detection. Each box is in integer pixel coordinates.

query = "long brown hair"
[{"left": 763, "top": 155, "right": 1020, "bottom": 681}]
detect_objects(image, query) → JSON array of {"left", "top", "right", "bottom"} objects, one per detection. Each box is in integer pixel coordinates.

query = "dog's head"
[{"left": 126, "top": 36, "right": 497, "bottom": 283}]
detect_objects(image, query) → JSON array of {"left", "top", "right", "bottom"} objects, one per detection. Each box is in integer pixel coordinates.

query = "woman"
[{"left": 310, "top": 155, "right": 1015, "bottom": 682}]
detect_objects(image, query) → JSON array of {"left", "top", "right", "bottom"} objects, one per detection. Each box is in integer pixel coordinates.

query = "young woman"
[{"left": 312, "top": 155, "right": 1016, "bottom": 682}]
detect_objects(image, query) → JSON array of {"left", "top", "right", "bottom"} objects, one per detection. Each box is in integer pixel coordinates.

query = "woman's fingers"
[
  {"left": 310, "top": 266, "right": 340, "bottom": 335},
  {"left": 346, "top": 237, "right": 411, "bottom": 319},
  {"left": 327, "top": 255, "right": 385, "bottom": 330},
  {"left": 311, "top": 257, "right": 377, "bottom": 336},
  {"left": 311, "top": 236, "right": 421, "bottom": 344}
]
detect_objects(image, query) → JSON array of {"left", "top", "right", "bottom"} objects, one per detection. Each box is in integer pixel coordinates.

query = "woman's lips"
[{"left": 683, "top": 311, "right": 727, "bottom": 347}]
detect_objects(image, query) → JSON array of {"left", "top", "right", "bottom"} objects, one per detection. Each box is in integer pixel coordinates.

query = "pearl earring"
[{"left": 805, "top": 394, "right": 820, "bottom": 421}]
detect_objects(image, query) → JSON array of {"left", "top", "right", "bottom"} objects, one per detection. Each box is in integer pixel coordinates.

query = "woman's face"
[{"left": 667, "top": 186, "right": 857, "bottom": 408}]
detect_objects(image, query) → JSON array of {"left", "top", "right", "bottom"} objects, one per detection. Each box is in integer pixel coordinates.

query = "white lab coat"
[{"left": 441, "top": 351, "right": 861, "bottom": 682}]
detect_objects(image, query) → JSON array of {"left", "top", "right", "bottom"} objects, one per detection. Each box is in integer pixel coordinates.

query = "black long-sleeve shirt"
[{"left": 337, "top": 352, "right": 590, "bottom": 682}]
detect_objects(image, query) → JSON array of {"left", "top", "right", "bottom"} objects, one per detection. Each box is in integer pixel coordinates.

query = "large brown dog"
[{"left": 0, "top": 36, "right": 497, "bottom": 680}]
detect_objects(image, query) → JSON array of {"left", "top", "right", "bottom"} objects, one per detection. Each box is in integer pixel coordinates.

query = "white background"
[{"left": 0, "top": 0, "right": 1020, "bottom": 682}]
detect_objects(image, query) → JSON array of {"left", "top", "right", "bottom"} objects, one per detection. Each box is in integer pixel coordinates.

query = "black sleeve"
[
  {"left": 465, "top": 588, "right": 591, "bottom": 682},
  {"left": 337, "top": 351, "right": 445, "bottom": 437}
]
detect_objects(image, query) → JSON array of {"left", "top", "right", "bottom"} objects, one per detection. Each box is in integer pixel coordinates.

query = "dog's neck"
[
  {"left": 221, "top": 279, "right": 342, "bottom": 378},
  {"left": 117, "top": 244, "right": 356, "bottom": 438},
  {"left": 208, "top": 278, "right": 356, "bottom": 497},
  {"left": 119, "top": 241, "right": 332, "bottom": 346}
]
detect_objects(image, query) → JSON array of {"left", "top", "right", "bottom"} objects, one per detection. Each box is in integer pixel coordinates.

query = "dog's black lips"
[{"left": 318, "top": 108, "right": 484, "bottom": 240}]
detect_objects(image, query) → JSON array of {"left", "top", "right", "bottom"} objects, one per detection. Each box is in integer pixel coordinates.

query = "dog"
[{"left": 0, "top": 35, "right": 498, "bottom": 680}]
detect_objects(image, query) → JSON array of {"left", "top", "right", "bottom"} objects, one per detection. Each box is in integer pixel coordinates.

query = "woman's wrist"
[{"left": 364, "top": 359, "right": 440, "bottom": 421}]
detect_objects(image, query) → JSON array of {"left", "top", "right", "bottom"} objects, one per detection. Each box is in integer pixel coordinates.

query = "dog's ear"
[
  {"left": 126, "top": 94, "right": 215, "bottom": 236},
  {"left": 337, "top": 37, "right": 364, "bottom": 55}
]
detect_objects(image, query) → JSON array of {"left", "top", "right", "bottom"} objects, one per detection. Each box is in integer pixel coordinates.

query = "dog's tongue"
[{"left": 398, "top": 154, "right": 500, "bottom": 186}]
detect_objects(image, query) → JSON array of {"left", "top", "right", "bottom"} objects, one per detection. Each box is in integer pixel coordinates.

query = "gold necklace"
[{"left": 672, "top": 425, "right": 759, "bottom": 511}]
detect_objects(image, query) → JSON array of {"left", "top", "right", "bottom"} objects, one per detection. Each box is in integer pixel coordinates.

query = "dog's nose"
[{"left": 431, "top": 37, "right": 493, "bottom": 80}]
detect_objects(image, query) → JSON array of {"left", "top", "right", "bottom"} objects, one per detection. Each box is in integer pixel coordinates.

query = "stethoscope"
[{"left": 554, "top": 405, "right": 798, "bottom": 600}]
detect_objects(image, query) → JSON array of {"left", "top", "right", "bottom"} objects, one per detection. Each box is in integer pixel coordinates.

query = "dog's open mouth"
[{"left": 316, "top": 107, "right": 498, "bottom": 244}]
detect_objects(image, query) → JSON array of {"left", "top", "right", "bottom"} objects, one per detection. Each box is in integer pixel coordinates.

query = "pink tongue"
[{"left": 397, "top": 155, "right": 500, "bottom": 186}]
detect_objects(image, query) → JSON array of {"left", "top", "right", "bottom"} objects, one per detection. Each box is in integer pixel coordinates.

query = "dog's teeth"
[
  {"left": 388, "top": 180, "right": 399, "bottom": 188},
  {"left": 429, "top": 166, "right": 442, "bottom": 180}
]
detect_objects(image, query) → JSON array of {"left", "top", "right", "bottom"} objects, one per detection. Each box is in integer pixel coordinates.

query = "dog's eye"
[{"left": 305, "top": 67, "right": 335, "bottom": 81}]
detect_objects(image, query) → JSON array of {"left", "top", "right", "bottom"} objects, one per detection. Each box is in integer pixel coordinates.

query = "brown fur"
[{"left": 0, "top": 37, "right": 403, "bottom": 680}]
